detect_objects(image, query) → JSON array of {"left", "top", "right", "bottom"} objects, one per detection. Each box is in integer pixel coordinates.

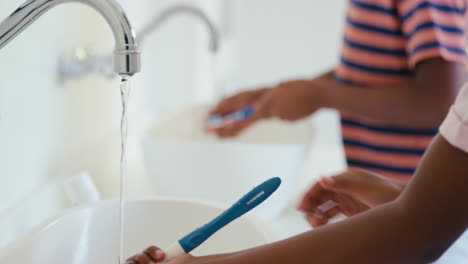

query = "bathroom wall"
[
  {"left": 0, "top": 0, "right": 74, "bottom": 246},
  {"left": 0, "top": 0, "right": 124, "bottom": 246},
  {"left": 0, "top": 0, "right": 346, "bottom": 248},
  {"left": 220, "top": 0, "right": 346, "bottom": 92},
  {"left": 0, "top": 0, "right": 218, "bottom": 248},
  {"left": 0, "top": 0, "right": 72, "bottom": 218}
]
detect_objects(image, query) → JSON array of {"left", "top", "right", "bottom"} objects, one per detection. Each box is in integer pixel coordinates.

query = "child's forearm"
[
  {"left": 192, "top": 202, "right": 431, "bottom": 264},
  {"left": 191, "top": 135, "right": 468, "bottom": 264},
  {"left": 318, "top": 59, "right": 465, "bottom": 128}
]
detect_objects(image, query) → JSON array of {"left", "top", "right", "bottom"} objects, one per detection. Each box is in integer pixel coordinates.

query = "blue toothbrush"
[
  {"left": 207, "top": 106, "right": 256, "bottom": 129},
  {"left": 164, "top": 177, "right": 281, "bottom": 260}
]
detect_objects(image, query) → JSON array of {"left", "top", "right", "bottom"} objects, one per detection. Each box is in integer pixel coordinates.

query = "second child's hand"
[
  {"left": 208, "top": 79, "right": 325, "bottom": 138},
  {"left": 298, "top": 169, "right": 405, "bottom": 227}
]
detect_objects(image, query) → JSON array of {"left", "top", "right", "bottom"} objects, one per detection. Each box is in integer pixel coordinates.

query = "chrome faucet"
[
  {"left": 0, "top": 0, "right": 140, "bottom": 77},
  {"left": 138, "top": 4, "right": 220, "bottom": 52},
  {"left": 57, "top": 4, "right": 219, "bottom": 81}
]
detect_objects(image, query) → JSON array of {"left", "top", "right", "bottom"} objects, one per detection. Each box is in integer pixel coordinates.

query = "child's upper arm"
[{"left": 396, "top": 84, "right": 468, "bottom": 252}]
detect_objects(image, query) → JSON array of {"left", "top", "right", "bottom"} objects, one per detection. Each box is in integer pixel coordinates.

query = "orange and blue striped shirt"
[{"left": 335, "top": 0, "right": 467, "bottom": 181}]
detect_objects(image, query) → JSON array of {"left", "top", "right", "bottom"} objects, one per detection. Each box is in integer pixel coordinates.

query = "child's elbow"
[
  {"left": 419, "top": 246, "right": 448, "bottom": 263},
  {"left": 395, "top": 200, "right": 454, "bottom": 264}
]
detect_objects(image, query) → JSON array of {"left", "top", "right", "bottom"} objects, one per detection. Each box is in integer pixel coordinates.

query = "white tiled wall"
[
  {"left": 0, "top": 0, "right": 346, "bottom": 249},
  {"left": 0, "top": 0, "right": 119, "bottom": 247},
  {"left": 0, "top": 0, "right": 220, "bottom": 248},
  {"left": 0, "top": 1, "right": 73, "bottom": 217},
  {"left": 219, "top": 0, "right": 346, "bottom": 92}
]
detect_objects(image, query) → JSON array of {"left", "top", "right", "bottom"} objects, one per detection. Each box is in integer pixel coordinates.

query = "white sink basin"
[
  {"left": 0, "top": 199, "right": 276, "bottom": 263},
  {"left": 143, "top": 104, "right": 314, "bottom": 221}
]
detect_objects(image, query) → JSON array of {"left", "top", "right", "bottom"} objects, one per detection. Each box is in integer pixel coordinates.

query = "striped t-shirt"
[{"left": 335, "top": 0, "right": 467, "bottom": 181}]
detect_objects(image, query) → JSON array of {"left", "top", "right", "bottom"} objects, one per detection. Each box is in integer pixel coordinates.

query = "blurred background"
[{"left": 0, "top": 0, "right": 347, "bottom": 248}]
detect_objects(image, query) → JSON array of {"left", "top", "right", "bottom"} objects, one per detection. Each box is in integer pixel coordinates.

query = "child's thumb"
[
  {"left": 319, "top": 177, "right": 336, "bottom": 189},
  {"left": 319, "top": 175, "right": 360, "bottom": 196}
]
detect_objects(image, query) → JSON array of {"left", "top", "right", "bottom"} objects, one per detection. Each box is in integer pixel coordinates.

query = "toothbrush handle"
[
  {"left": 165, "top": 242, "right": 186, "bottom": 260},
  {"left": 178, "top": 177, "right": 281, "bottom": 253},
  {"left": 229, "top": 106, "right": 255, "bottom": 121}
]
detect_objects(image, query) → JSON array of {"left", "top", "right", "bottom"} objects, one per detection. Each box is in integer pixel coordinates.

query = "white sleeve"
[{"left": 440, "top": 83, "right": 468, "bottom": 154}]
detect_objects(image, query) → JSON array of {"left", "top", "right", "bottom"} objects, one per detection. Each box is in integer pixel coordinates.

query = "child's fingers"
[
  {"left": 215, "top": 117, "right": 257, "bottom": 138},
  {"left": 211, "top": 94, "right": 255, "bottom": 117},
  {"left": 213, "top": 102, "right": 267, "bottom": 137},
  {"left": 338, "top": 197, "right": 369, "bottom": 217},
  {"left": 322, "top": 173, "right": 368, "bottom": 198},
  {"left": 210, "top": 98, "right": 237, "bottom": 116},
  {"left": 126, "top": 253, "right": 152, "bottom": 264},
  {"left": 315, "top": 205, "right": 341, "bottom": 221},
  {"left": 298, "top": 183, "right": 326, "bottom": 211},
  {"left": 298, "top": 195, "right": 331, "bottom": 213},
  {"left": 144, "top": 246, "right": 166, "bottom": 262},
  {"left": 125, "top": 260, "right": 156, "bottom": 264},
  {"left": 299, "top": 185, "right": 336, "bottom": 213},
  {"left": 306, "top": 204, "right": 341, "bottom": 227},
  {"left": 208, "top": 102, "right": 264, "bottom": 137},
  {"left": 306, "top": 207, "right": 341, "bottom": 228},
  {"left": 306, "top": 213, "right": 328, "bottom": 228}
]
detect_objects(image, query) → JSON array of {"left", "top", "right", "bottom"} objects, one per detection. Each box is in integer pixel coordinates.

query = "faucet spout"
[
  {"left": 138, "top": 4, "right": 220, "bottom": 53},
  {"left": 0, "top": 0, "right": 140, "bottom": 77}
]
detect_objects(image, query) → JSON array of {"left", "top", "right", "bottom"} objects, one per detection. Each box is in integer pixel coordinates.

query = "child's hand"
[
  {"left": 125, "top": 246, "right": 194, "bottom": 264},
  {"left": 208, "top": 79, "right": 324, "bottom": 137},
  {"left": 298, "top": 169, "right": 404, "bottom": 227},
  {"left": 207, "top": 88, "right": 269, "bottom": 137}
]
